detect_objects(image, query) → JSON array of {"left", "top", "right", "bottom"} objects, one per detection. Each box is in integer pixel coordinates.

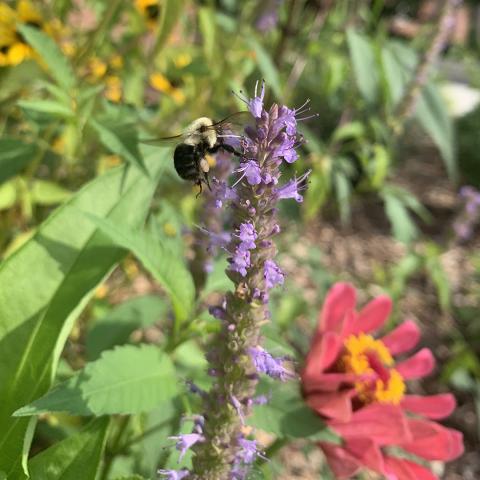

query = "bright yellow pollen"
[{"left": 342, "top": 333, "right": 406, "bottom": 405}]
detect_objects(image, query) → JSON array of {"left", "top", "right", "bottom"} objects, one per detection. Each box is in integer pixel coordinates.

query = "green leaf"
[
  {"left": 17, "top": 99, "right": 74, "bottom": 118},
  {"left": 333, "top": 170, "right": 351, "bottom": 224},
  {"left": 0, "top": 138, "right": 38, "bottom": 185},
  {"left": 381, "top": 41, "right": 417, "bottom": 107},
  {"left": 251, "top": 381, "right": 339, "bottom": 443},
  {"left": 112, "top": 476, "right": 147, "bottom": 480},
  {"left": 28, "top": 418, "right": 109, "bottom": 480},
  {"left": 199, "top": 7, "right": 216, "bottom": 61},
  {"left": 247, "top": 37, "right": 282, "bottom": 98},
  {"left": 382, "top": 189, "right": 418, "bottom": 244},
  {"left": 0, "top": 158, "right": 163, "bottom": 476},
  {"left": 15, "top": 345, "right": 179, "bottom": 416},
  {"left": 154, "top": 0, "right": 185, "bottom": 54},
  {"left": 415, "top": 84, "right": 457, "bottom": 180},
  {"left": 17, "top": 24, "right": 75, "bottom": 91},
  {"left": 90, "top": 118, "right": 148, "bottom": 175},
  {"left": 331, "top": 121, "right": 365, "bottom": 143},
  {"left": 85, "top": 216, "right": 195, "bottom": 323},
  {"left": 86, "top": 295, "right": 168, "bottom": 360},
  {"left": 31, "top": 179, "right": 72, "bottom": 205},
  {"left": 135, "top": 400, "right": 183, "bottom": 478},
  {"left": 347, "top": 28, "right": 379, "bottom": 104}
]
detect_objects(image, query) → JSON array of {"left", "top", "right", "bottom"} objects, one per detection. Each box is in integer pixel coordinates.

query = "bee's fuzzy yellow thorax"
[{"left": 184, "top": 117, "right": 216, "bottom": 149}]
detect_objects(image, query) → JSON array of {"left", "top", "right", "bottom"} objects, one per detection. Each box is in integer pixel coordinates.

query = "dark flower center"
[{"left": 146, "top": 4, "right": 159, "bottom": 20}]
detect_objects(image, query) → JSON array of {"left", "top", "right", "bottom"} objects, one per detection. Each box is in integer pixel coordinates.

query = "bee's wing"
[
  {"left": 206, "top": 111, "right": 254, "bottom": 139},
  {"left": 139, "top": 132, "right": 185, "bottom": 146}
]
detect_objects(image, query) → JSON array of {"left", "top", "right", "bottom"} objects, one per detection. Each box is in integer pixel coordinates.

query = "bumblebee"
[{"left": 142, "top": 113, "right": 248, "bottom": 193}]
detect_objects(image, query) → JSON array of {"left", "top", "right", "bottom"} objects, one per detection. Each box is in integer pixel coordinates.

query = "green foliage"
[
  {"left": 86, "top": 295, "right": 167, "bottom": 360},
  {"left": 17, "top": 25, "right": 76, "bottom": 91},
  {"left": 84, "top": 215, "right": 195, "bottom": 323},
  {"left": 0, "top": 138, "right": 38, "bottom": 185},
  {"left": 29, "top": 418, "right": 110, "bottom": 480},
  {"left": 251, "top": 381, "right": 339, "bottom": 443},
  {"left": 0, "top": 158, "right": 163, "bottom": 475},
  {"left": 15, "top": 345, "right": 179, "bottom": 416}
]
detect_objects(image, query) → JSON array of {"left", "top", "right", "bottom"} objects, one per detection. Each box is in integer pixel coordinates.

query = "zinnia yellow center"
[{"left": 341, "top": 333, "right": 406, "bottom": 405}]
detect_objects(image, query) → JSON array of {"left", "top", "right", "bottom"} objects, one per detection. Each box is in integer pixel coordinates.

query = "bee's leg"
[
  {"left": 208, "top": 143, "right": 244, "bottom": 158},
  {"left": 196, "top": 179, "right": 203, "bottom": 198},
  {"left": 204, "top": 171, "right": 212, "bottom": 191}
]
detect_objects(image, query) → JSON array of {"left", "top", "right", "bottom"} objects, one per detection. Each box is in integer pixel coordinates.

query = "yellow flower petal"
[
  {"left": 7, "top": 42, "right": 30, "bottom": 65},
  {"left": 174, "top": 53, "right": 191, "bottom": 69},
  {"left": 17, "top": 0, "right": 42, "bottom": 25},
  {"left": 149, "top": 72, "right": 171, "bottom": 92}
]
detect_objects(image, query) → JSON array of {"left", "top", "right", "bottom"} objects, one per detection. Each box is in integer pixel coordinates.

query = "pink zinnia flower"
[{"left": 301, "top": 282, "right": 464, "bottom": 480}]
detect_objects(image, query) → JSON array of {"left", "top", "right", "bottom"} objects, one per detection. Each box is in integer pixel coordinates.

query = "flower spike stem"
[{"left": 186, "top": 83, "right": 308, "bottom": 479}]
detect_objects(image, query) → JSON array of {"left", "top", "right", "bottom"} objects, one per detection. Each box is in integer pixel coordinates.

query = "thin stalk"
[
  {"left": 74, "top": 0, "right": 124, "bottom": 67},
  {"left": 391, "top": 0, "right": 461, "bottom": 135}
]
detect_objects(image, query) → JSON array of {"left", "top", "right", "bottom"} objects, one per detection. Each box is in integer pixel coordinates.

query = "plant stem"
[{"left": 391, "top": 0, "right": 460, "bottom": 135}]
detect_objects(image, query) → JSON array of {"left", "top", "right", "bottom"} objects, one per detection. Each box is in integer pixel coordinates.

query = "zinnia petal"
[
  {"left": 383, "top": 456, "right": 439, "bottom": 480},
  {"left": 305, "top": 389, "right": 355, "bottom": 422},
  {"left": 319, "top": 443, "right": 362, "bottom": 479},
  {"left": 302, "top": 331, "right": 342, "bottom": 382},
  {"left": 381, "top": 320, "right": 421, "bottom": 355},
  {"left": 396, "top": 348, "right": 435, "bottom": 380},
  {"left": 329, "top": 403, "right": 411, "bottom": 445},
  {"left": 350, "top": 295, "right": 392, "bottom": 335},
  {"left": 401, "top": 394, "right": 456, "bottom": 419},
  {"left": 400, "top": 419, "right": 464, "bottom": 461},
  {"left": 319, "top": 282, "right": 356, "bottom": 334}
]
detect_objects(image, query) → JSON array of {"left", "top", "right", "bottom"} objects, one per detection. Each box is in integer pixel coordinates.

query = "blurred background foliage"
[{"left": 0, "top": 0, "right": 480, "bottom": 478}]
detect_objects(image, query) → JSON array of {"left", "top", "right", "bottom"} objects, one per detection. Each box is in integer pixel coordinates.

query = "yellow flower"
[
  {"left": 0, "top": 0, "right": 44, "bottom": 67},
  {"left": 174, "top": 53, "right": 192, "bottom": 69},
  {"left": 149, "top": 72, "right": 186, "bottom": 104},
  {"left": 169, "top": 87, "right": 185, "bottom": 105},
  {"left": 88, "top": 56, "right": 107, "bottom": 79},
  {"left": 110, "top": 54, "right": 123, "bottom": 70},
  {"left": 149, "top": 72, "right": 171, "bottom": 92},
  {"left": 104, "top": 75, "right": 122, "bottom": 103},
  {"left": 135, "top": 0, "right": 161, "bottom": 26}
]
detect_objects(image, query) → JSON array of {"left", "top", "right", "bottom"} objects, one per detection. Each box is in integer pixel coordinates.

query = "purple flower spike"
[
  {"left": 158, "top": 469, "right": 190, "bottom": 479},
  {"left": 230, "top": 247, "right": 251, "bottom": 277},
  {"left": 169, "top": 433, "right": 204, "bottom": 461},
  {"left": 238, "top": 222, "right": 257, "bottom": 250},
  {"left": 235, "top": 159, "right": 262, "bottom": 186},
  {"left": 275, "top": 170, "right": 311, "bottom": 203},
  {"left": 264, "top": 259, "right": 284, "bottom": 289},
  {"left": 249, "top": 346, "right": 294, "bottom": 381},
  {"left": 248, "top": 80, "right": 265, "bottom": 118},
  {"left": 237, "top": 438, "right": 261, "bottom": 464}
]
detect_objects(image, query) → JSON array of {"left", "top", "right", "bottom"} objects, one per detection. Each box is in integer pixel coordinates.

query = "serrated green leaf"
[
  {"left": 0, "top": 158, "right": 164, "bottom": 476},
  {"left": 17, "top": 99, "right": 74, "bottom": 118},
  {"left": 247, "top": 37, "right": 282, "bottom": 98},
  {"left": 90, "top": 118, "right": 148, "bottom": 175},
  {"left": 31, "top": 179, "right": 72, "bottom": 205},
  {"left": 17, "top": 24, "right": 75, "bottom": 91},
  {"left": 0, "top": 138, "right": 38, "bottom": 185},
  {"left": 251, "top": 381, "right": 339, "bottom": 443},
  {"left": 84, "top": 216, "right": 195, "bottom": 323},
  {"left": 347, "top": 28, "right": 379, "bottom": 104},
  {"left": 86, "top": 295, "right": 168, "bottom": 360},
  {"left": 15, "top": 345, "right": 178, "bottom": 416},
  {"left": 29, "top": 418, "right": 109, "bottom": 480}
]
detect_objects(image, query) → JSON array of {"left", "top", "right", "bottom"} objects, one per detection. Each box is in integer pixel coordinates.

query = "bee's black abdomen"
[{"left": 174, "top": 143, "right": 199, "bottom": 181}]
